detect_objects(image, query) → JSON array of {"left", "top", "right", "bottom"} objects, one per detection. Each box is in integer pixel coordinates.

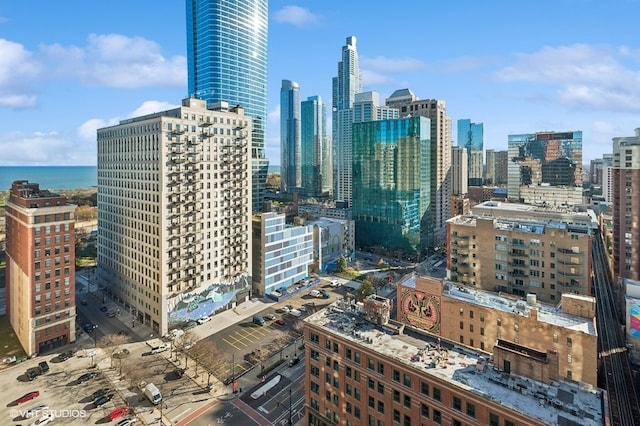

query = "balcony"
[
  {"left": 510, "top": 250, "right": 528, "bottom": 257},
  {"left": 557, "top": 248, "right": 583, "bottom": 255}
]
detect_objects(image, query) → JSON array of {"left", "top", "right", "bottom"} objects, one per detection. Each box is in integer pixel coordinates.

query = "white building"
[
  {"left": 251, "top": 212, "right": 313, "bottom": 297},
  {"left": 97, "top": 97, "right": 252, "bottom": 334},
  {"left": 306, "top": 217, "right": 355, "bottom": 272}
]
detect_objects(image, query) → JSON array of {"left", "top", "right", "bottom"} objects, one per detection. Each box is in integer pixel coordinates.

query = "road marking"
[
  {"left": 222, "top": 337, "right": 244, "bottom": 350},
  {"left": 258, "top": 406, "right": 269, "bottom": 413}
]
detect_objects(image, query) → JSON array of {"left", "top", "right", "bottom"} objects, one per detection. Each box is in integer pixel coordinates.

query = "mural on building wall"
[
  {"left": 319, "top": 223, "right": 346, "bottom": 272},
  {"left": 399, "top": 288, "right": 441, "bottom": 333},
  {"left": 167, "top": 274, "right": 250, "bottom": 325},
  {"left": 630, "top": 303, "right": 640, "bottom": 338}
]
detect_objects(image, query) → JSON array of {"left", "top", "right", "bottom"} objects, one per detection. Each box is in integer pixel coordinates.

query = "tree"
[
  {"left": 97, "top": 333, "right": 130, "bottom": 368},
  {"left": 371, "top": 275, "right": 387, "bottom": 295},
  {"left": 377, "top": 258, "right": 387, "bottom": 270},
  {"left": 120, "top": 357, "right": 147, "bottom": 388},
  {"left": 356, "top": 279, "right": 374, "bottom": 301},
  {"left": 336, "top": 256, "right": 348, "bottom": 273},
  {"left": 173, "top": 330, "right": 198, "bottom": 362}
]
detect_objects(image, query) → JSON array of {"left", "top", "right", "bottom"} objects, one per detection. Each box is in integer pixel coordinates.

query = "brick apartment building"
[{"left": 5, "top": 180, "right": 76, "bottom": 355}]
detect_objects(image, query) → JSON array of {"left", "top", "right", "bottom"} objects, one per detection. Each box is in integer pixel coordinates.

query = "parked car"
[
  {"left": 151, "top": 344, "right": 168, "bottom": 354},
  {"left": 77, "top": 372, "right": 98, "bottom": 383},
  {"left": 275, "top": 318, "right": 285, "bottom": 326},
  {"left": 298, "top": 305, "right": 307, "bottom": 312},
  {"left": 196, "top": 316, "right": 211, "bottom": 325},
  {"left": 115, "top": 418, "right": 137, "bottom": 426},
  {"left": 26, "top": 367, "right": 41, "bottom": 381},
  {"left": 288, "top": 308, "right": 302, "bottom": 318},
  {"left": 330, "top": 280, "right": 342, "bottom": 287},
  {"left": 174, "top": 368, "right": 185, "bottom": 378},
  {"left": 106, "top": 311, "right": 117, "bottom": 318},
  {"left": 91, "top": 387, "right": 111, "bottom": 400},
  {"left": 289, "top": 357, "right": 301, "bottom": 367},
  {"left": 109, "top": 406, "right": 130, "bottom": 421},
  {"left": 23, "top": 404, "right": 49, "bottom": 418},
  {"left": 99, "top": 306, "right": 109, "bottom": 312},
  {"left": 182, "top": 321, "right": 197, "bottom": 330},
  {"left": 113, "top": 349, "right": 130, "bottom": 359},
  {"left": 57, "top": 350, "right": 73, "bottom": 362},
  {"left": 38, "top": 361, "right": 49, "bottom": 374},
  {"left": 28, "top": 412, "right": 54, "bottom": 426},
  {"left": 309, "top": 290, "right": 322, "bottom": 298},
  {"left": 276, "top": 306, "right": 290, "bottom": 314},
  {"left": 15, "top": 391, "right": 40, "bottom": 405},
  {"left": 83, "top": 322, "right": 96, "bottom": 333},
  {"left": 81, "top": 299, "right": 89, "bottom": 305},
  {"left": 94, "top": 393, "right": 114, "bottom": 407},
  {"left": 264, "top": 313, "right": 276, "bottom": 320}
]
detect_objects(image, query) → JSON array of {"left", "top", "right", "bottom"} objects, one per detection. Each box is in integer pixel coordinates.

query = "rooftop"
[
  {"left": 401, "top": 275, "right": 596, "bottom": 335},
  {"left": 306, "top": 300, "right": 603, "bottom": 425}
]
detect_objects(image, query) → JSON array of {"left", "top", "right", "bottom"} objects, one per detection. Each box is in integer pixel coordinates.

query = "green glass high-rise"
[
  {"left": 186, "top": 0, "right": 269, "bottom": 212},
  {"left": 352, "top": 116, "right": 431, "bottom": 253}
]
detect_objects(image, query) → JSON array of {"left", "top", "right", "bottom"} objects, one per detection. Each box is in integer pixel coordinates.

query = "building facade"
[
  {"left": 446, "top": 201, "right": 595, "bottom": 302},
  {"left": 457, "top": 119, "right": 484, "bottom": 186},
  {"left": 507, "top": 131, "right": 583, "bottom": 205},
  {"left": 304, "top": 297, "right": 604, "bottom": 426},
  {"left": 301, "top": 95, "right": 330, "bottom": 197},
  {"left": 397, "top": 275, "right": 598, "bottom": 386},
  {"left": 306, "top": 217, "right": 354, "bottom": 273},
  {"left": 251, "top": 212, "right": 313, "bottom": 297},
  {"left": 612, "top": 128, "right": 640, "bottom": 281},
  {"left": 97, "top": 98, "right": 252, "bottom": 335},
  {"left": 280, "top": 79, "right": 301, "bottom": 193},
  {"left": 186, "top": 0, "right": 269, "bottom": 212},
  {"left": 451, "top": 146, "right": 468, "bottom": 196},
  {"left": 5, "top": 181, "right": 76, "bottom": 355},
  {"left": 484, "top": 149, "right": 509, "bottom": 186},
  {"left": 389, "top": 96, "right": 452, "bottom": 249},
  {"left": 352, "top": 116, "right": 431, "bottom": 254},
  {"left": 332, "top": 36, "right": 362, "bottom": 206}
]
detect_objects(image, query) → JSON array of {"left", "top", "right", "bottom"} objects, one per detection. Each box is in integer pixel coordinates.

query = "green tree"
[
  {"left": 336, "top": 256, "right": 348, "bottom": 273},
  {"left": 356, "top": 278, "right": 374, "bottom": 301}
]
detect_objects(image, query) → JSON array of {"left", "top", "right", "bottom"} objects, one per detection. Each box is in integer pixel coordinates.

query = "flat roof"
[
  {"left": 305, "top": 301, "right": 603, "bottom": 425},
  {"left": 401, "top": 275, "right": 595, "bottom": 335}
]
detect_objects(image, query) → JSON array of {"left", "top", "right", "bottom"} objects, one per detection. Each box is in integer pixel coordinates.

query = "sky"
[{"left": 0, "top": 0, "right": 639, "bottom": 166}]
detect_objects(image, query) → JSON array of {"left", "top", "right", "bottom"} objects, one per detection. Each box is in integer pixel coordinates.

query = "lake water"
[{"left": 0, "top": 166, "right": 97, "bottom": 191}]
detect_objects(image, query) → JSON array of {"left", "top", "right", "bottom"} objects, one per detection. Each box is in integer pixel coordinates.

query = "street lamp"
[{"left": 92, "top": 325, "right": 98, "bottom": 348}]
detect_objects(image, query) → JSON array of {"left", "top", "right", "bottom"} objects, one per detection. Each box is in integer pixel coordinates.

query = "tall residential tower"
[
  {"left": 186, "top": 0, "right": 269, "bottom": 212},
  {"left": 280, "top": 79, "right": 301, "bottom": 193},
  {"left": 457, "top": 119, "right": 484, "bottom": 186},
  {"left": 301, "top": 95, "right": 330, "bottom": 197}
]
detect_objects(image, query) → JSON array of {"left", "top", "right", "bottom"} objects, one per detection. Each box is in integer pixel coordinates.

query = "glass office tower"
[
  {"left": 186, "top": 0, "right": 269, "bottom": 212},
  {"left": 301, "top": 95, "right": 329, "bottom": 197},
  {"left": 352, "top": 116, "right": 431, "bottom": 253},
  {"left": 280, "top": 80, "right": 301, "bottom": 193},
  {"left": 457, "top": 119, "right": 484, "bottom": 186}
]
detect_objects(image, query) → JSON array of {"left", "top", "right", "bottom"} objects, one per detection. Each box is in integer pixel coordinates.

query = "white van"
[
  {"left": 309, "top": 290, "right": 322, "bottom": 298},
  {"left": 151, "top": 344, "right": 168, "bottom": 354},
  {"left": 144, "top": 383, "right": 162, "bottom": 405}
]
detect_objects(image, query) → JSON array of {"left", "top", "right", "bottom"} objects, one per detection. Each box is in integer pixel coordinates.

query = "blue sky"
[{"left": 0, "top": 0, "right": 639, "bottom": 166}]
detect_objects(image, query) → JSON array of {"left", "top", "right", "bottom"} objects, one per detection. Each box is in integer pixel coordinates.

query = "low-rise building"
[
  {"left": 305, "top": 217, "right": 354, "bottom": 272},
  {"left": 304, "top": 297, "right": 604, "bottom": 426}
]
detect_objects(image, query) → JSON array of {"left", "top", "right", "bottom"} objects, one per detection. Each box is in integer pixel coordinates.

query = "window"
[
  {"left": 489, "top": 413, "right": 500, "bottom": 426},
  {"left": 346, "top": 366, "right": 352, "bottom": 378},
  {"left": 354, "top": 388, "right": 361, "bottom": 401},
  {"left": 368, "top": 396, "right": 375, "bottom": 408},
  {"left": 567, "top": 337, "right": 572, "bottom": 347},
  {"left": 497, "top": 319, "right": 501, "bottom": 327},
  {"left": 393, "top": 369, "right": 400, "bottom": 382},
  {"left": 334, "top": 360, "right": 339, "bottom": 371},
  {"left": 567, "top": 354, "right": 572, "bottom": 363},
  {"left": 354, "top": 407, "right": 361, "bottom": 419},
  {"left": 469, "top": 324, "right": 474, "bottom": 333},
  {"left": 368, "top": 358, "right": 375, "bottom": 370},
  {"left": 403, "top": 414, "right": 411, "bottom": 426},
  {"left": 377, "top": 400, "right": 384, "bottom": 414},
  {"left": 310, "top": 332, "right": 319, "bottom": 344},
  {"left": 553, "top": 333, "right": 558, "bottom": 343},
  {"left": 310, "top": 381, "right": 319, "bottom": 394},
  {"left": 377, "top": 382, "right": 384, "bottom": 394},
  {"left": 325, "top": 339, "right": 332, "bottom": 350},
  {"left": 433, "top": 387, "right": 441, "bottom": 401},
  {"left": 325, "top": 373, "right": 331, "bottom": 384},
  {"left": 311, "top": 365, "right": 319, "bottom": 378},
  {"left": 333, "top": 342, "right": 339, "bottom": 353},
  {"left": 393, "top": 390, "right": 400, "bottom": 402},
  {"left": 466, "top": 402, "right": 476, "bottom": 418},
  {"left": 469, "top": 310, "right": 474, "bottom": 319},
  {"left": 421, "top": 403, "right": 429, "bottom": 418},
  {"left": 368, "top": 378, "right": 375, "bottom": 389},
  {"left": 311, "top": 349, "right": 319, "bottom": 360},
  {"left": 346, "top": 384, "right": 352, "bottom": 396},
  {"left": 505, "top": 421, "right": 515, "bottom": 426},
  {"left": 354, "top": 352, "right": 361, "bottom": 364},
  {"left": 453, "top": 396, "right": 462, "bottom": 411},
  {"left": 433, "top": 409, "right": 442, "bottom": 424},
  {"left": 346, "top": 349, "right": 352, "bottom": 360},
  {"left": 403, "top": 395, "right": 411, "bottom": 409},
  {"left": 421, "top": 381, "right": 429, "bottom": 395},
  {"left": 480, "top": 327, "right": 484, "bottom": 336},
  {"left": 403, "top": 373, "right": 411, "bottom": 388},
  {"left": 377, "top": 363, "right": 384, "bottom": 375},
  {"left": 393, "top": 409, "right": 401, "bottom": 423},
  {"left": 459, "top": 321, "right": 464, "bottom": 330}
]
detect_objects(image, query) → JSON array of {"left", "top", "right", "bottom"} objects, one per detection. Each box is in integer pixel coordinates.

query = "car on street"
[
  {"left": 57, "top": 350, "right": 73, "bottom": 362},
  {"left": 23, "top": 404, "right": 49, "bottom": 418},
  {"left": 28, "top": 412, "right": 54, "bottom": 426},
  {"left": 83, "top": 322, "right": 96, "bottom": 333},
  {"left": 289, "top": 357, "right": 301, "bottom": 367},
  {"left": 99, "top": 306, "right": 109, "bottom": 312},
  {"left": 319, "top": 290, "right": 330, "bottom": 299},
  {"left": 275, "top": 318, "right": 285, "bottom": 326},
  {"left": 93, "top": 393, "right": 114, "bottom": 407},
  {"left": 196, "top": 316, "right": 211, "bottom": 325},
  {"left": 182, "top": 320, "right": 197, "bottom": 330},
  {"left": 298, "top": 305, "right": 307, "bottom": 312},
  {"left": 91, "top": 387, "right": 112, "bottom": 400},
  {"left": 115, "top": 418, "right": 137, "bottom": 426},
  {"left": 38, "top": 361, "right": 49, "bottom": 374},
  {"left": 264, "top": 313, "right": 276, "bottom": 320},
  {"left": 26, "top": 367, "right": 41, "bottom": 381},
  {"left": 15, "top": 391, "right": 40, "bottom": 405},
  {"left": 174, "top": 368, "right": 185, "bottom": 378},
  {"left": 113, "top": 348, "right": 130, "bottom": 359},
  {"left": 276, "top": 306, "right": 290, "bottom": 314},
  {"left": 109, "top": 406, "right": 130, "bottom": 421},
  {"left": 289, "top": 308, "right": 302, "bottom": 317},
  {"left": 77, "top": 372, "right": 98, "bottom": 383},
  {"left": 330, "top": 280, "right": 342, "bottom": 287},
  {"left": 107, "top": 311, "right": 117, "bottom": 318},
  {"left": 81, "top": 299, "right": 89, "bottom": 305}
]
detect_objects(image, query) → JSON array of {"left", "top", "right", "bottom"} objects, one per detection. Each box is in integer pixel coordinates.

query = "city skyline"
[{"left": 1, "top": 0, "right": 639, "bottom": 166}]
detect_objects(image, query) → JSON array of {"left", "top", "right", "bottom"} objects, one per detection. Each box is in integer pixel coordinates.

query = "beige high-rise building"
[
  {"left": 5, "top": 181, "right": 77, "bottom": 355},
  {"left": 446, "top": 201, "right": 595, "bottom": 303},
  {"left": 96, "top": 97, "right": 252, "bottom": 335},
  {"left": 451, "top": 146, "right": 468, "bottom": 196},
  {"left": 387, "top": 95, "right": 452, "bottom": 248}
]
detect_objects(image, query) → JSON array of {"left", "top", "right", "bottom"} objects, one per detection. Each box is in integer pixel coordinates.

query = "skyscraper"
[
  {"left": 451, "top": 146, "right": 468, "bottom": 196},
  {"left": 186, "top": 0, "right": 268, "bottom": 212},
  {"left": 301, "top": 95, "right": 329, "bottom": 197},
  {"left": 332, "top": 36, "right": 362, "bottom": 205},
  {"left": 5, "top": 180, "right": 77, "bottom": 355},
  {"left": 97, "top": 98, "right": 252, "bottom": 335},
  {"left": 507, "top": 131, "right": 582, "bottom": 204},
  {"left": 612, "top": 128, "right": 640, "bottom": 281},
  {"left": 457, "top": 119, "right": 484, "bottom": 186},
  {"left": 280, "top": 80, "right": 301, "bottom": 193},
  {"left": 352, "top": 116, "right": 431, "bottom": 254}
]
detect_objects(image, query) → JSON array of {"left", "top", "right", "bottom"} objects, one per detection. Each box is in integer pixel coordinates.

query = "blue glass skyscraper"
[
  {"left": 280, "top": 80, "right": 301, "bottom": 193},
  {"left": 301, "top": 95, "right": 329, "bottom": 197},
  {"left": 457, "top": 119, "right": 484, "bottom": 186},
  {"left": 186, "top": 0, "right": 269, "bottom": 212}
]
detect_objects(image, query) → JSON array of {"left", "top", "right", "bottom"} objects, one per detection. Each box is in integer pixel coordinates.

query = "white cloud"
[
  {"left": 361, "top": 56, "right": 427, "bottom": 73},
  {"left": 130, "top": 100, "right": 180, "bottom": 117},
  {"left": 41, "top": 34, "right": 187, "bottom": 88},
  {"left": 268, "top": 104, "right": 280, "bottom": 125},
  {"left": 495, "top": 44, "right": 640, "bottom": 111},
  {"left": 0, "top": 131, "right": 94, "bottom": 165},
  {"left": 273, "top": 6, "right": 320, "bottom": 27},
  {"left": 0, "top": 39, "right": 42, "bottom": 108}
]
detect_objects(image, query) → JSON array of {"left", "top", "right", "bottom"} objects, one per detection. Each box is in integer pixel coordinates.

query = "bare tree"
[
  {"left": 120, "top": 357, "right": 147, "bottom": 388},
  {"left": 97, "top": 333, "right": 131, "bottom": 368},
  {"left": 173, "top": 330, "right": 199, "bottom": 362},
  {"left": 196, "top": 340, "right": 225, "bottom": 385}
]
